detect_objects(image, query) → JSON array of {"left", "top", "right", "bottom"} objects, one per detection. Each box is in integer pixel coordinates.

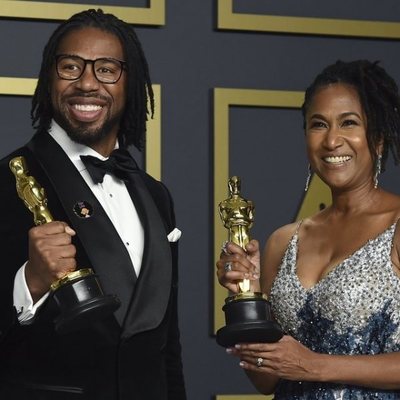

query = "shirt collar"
[{"left": 48, "top": 120, "right": 118, "bottom": 172}]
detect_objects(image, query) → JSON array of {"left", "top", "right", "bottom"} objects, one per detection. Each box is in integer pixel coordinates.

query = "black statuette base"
[
  {"left": 52, "top": 273, "right": 120, "bottom": 334},
  {"left": 216, "top": 295, "right": 283, "bottom": 347}
]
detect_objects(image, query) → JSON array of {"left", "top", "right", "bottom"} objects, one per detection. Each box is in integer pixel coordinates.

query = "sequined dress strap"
[
  {"left": 294, "top": 219, "right": 303, "bottom": 235},
  {"left": 279, "top": 220, "right": 302, "bottom": 276}
]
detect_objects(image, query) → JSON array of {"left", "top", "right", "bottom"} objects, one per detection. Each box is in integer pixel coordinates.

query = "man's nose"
[{"left": 75, "top": 63, "right": 100, "bottom": 91}]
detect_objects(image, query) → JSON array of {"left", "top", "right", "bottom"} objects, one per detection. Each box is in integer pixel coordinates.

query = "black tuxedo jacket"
[{"left": 0, "top": 132, "right": 186, "bottom": 400}]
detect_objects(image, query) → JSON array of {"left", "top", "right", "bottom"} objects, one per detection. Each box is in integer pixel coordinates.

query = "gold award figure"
[
  {"left": 216, "top": 176, "right": 282, "bottom": 347},
  {"left": 9, "top": 156, "right": 120, "bottom": 333},
  {"left": 219, "top": 176, "right": 254, "bottom": 292},
  {"left": 10, "top": 157, "right": 53, "bottom": 225}
]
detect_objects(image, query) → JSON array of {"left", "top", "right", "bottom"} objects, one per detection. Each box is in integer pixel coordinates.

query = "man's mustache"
[{"left": 64, "top": 92, "right": 109, "bottom": 102}]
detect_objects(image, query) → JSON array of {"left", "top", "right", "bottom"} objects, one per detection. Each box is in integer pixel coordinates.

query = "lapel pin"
[{"left": 73, "top": 201, "right": 93, "bottom": 219}]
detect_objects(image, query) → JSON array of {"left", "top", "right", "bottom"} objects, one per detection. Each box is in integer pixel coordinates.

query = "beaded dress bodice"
[{"left": 270, "top": 222, "right": 400, "bottom": 399}]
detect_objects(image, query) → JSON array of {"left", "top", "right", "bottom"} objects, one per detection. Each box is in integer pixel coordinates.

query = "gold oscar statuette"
[
  {"left": 10, "top": 156, "right": 120, "bottom": 333},
  {"left": 216, "top": 176, "right": 282, "bottom": 347}
]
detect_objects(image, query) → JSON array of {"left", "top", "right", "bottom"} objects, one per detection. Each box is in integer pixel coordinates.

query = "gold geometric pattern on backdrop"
[
  {"left": 217, "top": 0, "right": 400, "bottom": 39},
  {"left": 0, "top": 0, "right": 165, "bottom": 25},
  {"left": 213, "top": 88, "right": 331, "bottom": 400},
  {"left": 213, "top": 88, "right": 333, "bottom": 329}
]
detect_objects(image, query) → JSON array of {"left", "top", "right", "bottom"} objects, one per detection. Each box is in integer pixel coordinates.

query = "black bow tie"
[{"left": 80, "top": 148, "right": 138, "bottom": 184}]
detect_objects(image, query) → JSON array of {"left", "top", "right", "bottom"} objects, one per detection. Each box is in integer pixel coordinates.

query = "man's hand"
[{"left": 25, "top": 221, "right": 77, "bottom": 302}]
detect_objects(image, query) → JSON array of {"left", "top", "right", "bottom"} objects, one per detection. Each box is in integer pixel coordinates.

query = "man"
[{"left": 0, "top": 9, "right": 186, "bottom": 400}]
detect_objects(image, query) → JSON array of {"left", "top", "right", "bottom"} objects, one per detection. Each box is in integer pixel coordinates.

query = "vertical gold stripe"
[
  {"left": 214, "top": 89, "right": 231, "bottom": 331},
  {"left": 146, "top": 85, "right": 161, "bottom": 180}
]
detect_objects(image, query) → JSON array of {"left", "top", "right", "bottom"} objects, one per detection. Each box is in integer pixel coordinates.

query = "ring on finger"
[
  {"left": 221, "top": 241, "right": 229, "bottom": 254},
  {"left": 256, "top": 357, "right": 264, "bottom": 368},
  {"left": 224, "top": 262, "right": 232, "bottom": 272}
]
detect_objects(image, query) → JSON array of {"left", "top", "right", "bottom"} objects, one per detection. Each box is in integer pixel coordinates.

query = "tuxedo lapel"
[
  {"left": 28, "top": 133, "right": 136, "bottom": 325},
  {"left": 121, "top": 172, "right": 172, "bottom": 339}
]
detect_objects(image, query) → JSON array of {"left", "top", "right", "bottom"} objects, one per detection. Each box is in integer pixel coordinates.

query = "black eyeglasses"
[{"left": 55, "top": 54, "right": 126, "bottom": 84}]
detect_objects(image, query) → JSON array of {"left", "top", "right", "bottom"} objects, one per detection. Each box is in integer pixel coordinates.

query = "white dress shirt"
[{"left": 14, "top": 121, "right": 150, "bottom": 322}]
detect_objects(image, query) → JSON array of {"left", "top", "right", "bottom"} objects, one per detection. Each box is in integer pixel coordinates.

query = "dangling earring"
[
  {"left": 374, "top": 154, "right": 382, "bottom": 189},
  {"left": 304, "top": 164, "right": 312, "bottom": 192}
]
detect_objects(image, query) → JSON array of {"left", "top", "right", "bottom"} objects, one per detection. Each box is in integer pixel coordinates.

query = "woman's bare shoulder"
[
  {"left": 261, "top": 222, "right": 299, "bottom": 293},
  {"left": 266, "top": 221, "right": 301, "bottom": 251},
  {"left": 261, "top": 222, "right": 297, "bottom": 266}
]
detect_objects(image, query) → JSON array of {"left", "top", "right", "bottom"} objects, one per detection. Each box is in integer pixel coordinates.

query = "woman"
[{"left": 217, "top": 60, "right": 400, "bottom": 399}]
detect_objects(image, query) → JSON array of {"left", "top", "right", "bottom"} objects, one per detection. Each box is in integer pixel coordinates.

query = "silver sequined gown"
[{"left": 270, "top": 222, "right": 400, "bottom": 399}]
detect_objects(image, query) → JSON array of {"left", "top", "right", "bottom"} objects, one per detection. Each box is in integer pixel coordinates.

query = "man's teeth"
[
  {"left": 73, "top": 104, "right": 102, "bottom": 111},
  {"left": 324, "top": 156, "right": 352, "bottom": 163}
]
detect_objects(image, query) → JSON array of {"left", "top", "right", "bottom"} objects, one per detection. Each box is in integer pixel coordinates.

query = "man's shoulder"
[
  {"left": 0, "top": 145, "right": 31, "bottom": 177},
  {"left": 138, "top": 170, "right": 171, "bottom": 199},
  {"left": 137, "top": 170, "right": 176, "bottom": 227},
  {"left": 0, "top": 142, "right": 45, "bottom": 181},
  {"left": 0, "top": 145, "right": 29, "bottom": 163}
]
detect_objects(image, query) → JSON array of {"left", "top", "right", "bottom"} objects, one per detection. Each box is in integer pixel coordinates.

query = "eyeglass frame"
[{"left": 55, "top": 54, "right": 127, "bottom": 84}]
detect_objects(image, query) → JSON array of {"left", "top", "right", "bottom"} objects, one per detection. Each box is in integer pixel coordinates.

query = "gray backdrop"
[{"left": 1, "top": 1, "right": 400, "bottom": 399}]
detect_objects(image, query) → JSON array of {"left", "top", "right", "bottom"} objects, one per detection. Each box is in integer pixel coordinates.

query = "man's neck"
[
  {"left": 49, "top": 120, "right": 119, "bottom": 159},
  {"left": 89, "top": 136, "right": 118, "bottom": 157}
]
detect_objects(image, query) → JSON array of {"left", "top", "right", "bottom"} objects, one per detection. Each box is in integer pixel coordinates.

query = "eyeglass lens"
[{"left": 57, "top": 55, "right": 124, "bottom": 83}]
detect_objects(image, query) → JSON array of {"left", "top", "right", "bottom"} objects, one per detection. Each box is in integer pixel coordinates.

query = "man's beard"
[{"left": 53, "top": 109, "right": 122, "bottom": 148}]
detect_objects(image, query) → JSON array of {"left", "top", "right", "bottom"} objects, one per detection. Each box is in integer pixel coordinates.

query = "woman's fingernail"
[
  {"left": 239, "top": 361, "right": 245, "bottom": 368},
  {"left": 235, "top": 344, "right": 241, "bottom": 349},
  {"left": 226, "top": 348, "right": 233, "bottom": 354}
]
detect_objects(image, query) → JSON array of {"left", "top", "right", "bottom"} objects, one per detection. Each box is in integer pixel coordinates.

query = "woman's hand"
[
  {"left": 216, "top": 239, "right": 261, "bottom": 293},
  {"left": 228, "top": 335, "right": 324, "bottom": 382}
]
